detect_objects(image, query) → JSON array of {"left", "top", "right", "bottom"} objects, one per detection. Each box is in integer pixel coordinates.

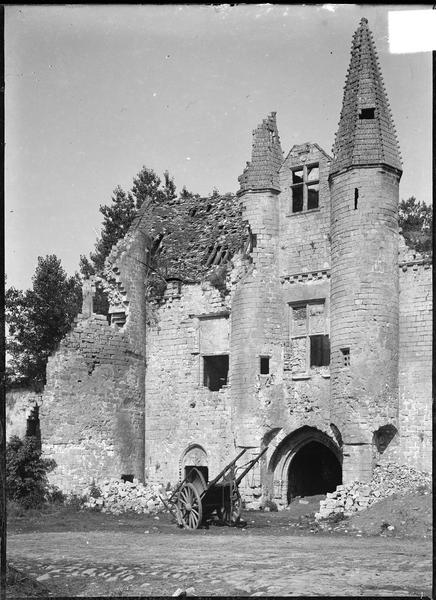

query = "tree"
[
  {"left": 80, "top": 167, "right": 177, "bottom": 278},
  {"left": 5, "top": 255, "right": 82, "bottom": 389},
  {"left": 6, "top": 435, "right": 56, "bottom": 508},
  {"left": 399, "top": 197, "right": 432, "bottom": 255},
  {"left": 131, "top": 167, "right": 176, "bottom": 209},
  {"left": 81, "top": 186, "right": 136, "bottom": 276}
]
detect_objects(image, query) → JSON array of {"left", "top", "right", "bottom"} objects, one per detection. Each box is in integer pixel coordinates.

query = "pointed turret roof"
[
  {"left": 238, "top": 112, "right": 283, "bottom": 194},
  {"left": 330, "top": 18, "right": 402, "bottom": 176}
]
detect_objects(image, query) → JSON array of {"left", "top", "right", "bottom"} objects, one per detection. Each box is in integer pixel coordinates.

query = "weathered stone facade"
[{"left": 9, "top": 19, "right": 431, "bottom": 505}]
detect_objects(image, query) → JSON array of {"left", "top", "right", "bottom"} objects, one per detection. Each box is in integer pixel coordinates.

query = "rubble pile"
[
  {"left": 82, "top": 479, "right": 171, "bottom": 515},
  {"left": 315, "top": 462, "right": 431, "bottom": 520}
]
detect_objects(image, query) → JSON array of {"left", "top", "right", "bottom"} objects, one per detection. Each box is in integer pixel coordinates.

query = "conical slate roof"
[
  {"left": 238, "top": 112, "right": 283, "bottom": 194},
  {"left": 330, "top": 18, "right": 402, "bottom": 175}
]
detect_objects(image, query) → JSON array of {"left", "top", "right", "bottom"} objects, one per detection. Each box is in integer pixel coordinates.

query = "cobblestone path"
[{"left": 8, "top": 531, "right": 432, "bottom": 597}]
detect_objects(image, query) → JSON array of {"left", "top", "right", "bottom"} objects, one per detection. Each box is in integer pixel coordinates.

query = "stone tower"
[
  {"left": 329, "top": 18, "right": 403, "bottom": 482},
  {"left": 231, "top": 113, "right": 284, "bottom": 448}
]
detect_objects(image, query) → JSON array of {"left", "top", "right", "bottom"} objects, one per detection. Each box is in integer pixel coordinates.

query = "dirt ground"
[{"left": 6, "top": 492, "right": 433, "bottom": 597}]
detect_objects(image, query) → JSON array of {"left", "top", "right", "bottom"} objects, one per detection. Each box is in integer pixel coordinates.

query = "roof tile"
[
  {"left": 238, "top": 112, "right": 283, "bottom": 194},
  {"left": 330, "top": 18, "right": 402, "bottom": 175}
]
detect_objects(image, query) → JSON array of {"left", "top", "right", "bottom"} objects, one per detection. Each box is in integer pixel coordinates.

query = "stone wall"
[
  {"left": 398, "top": 259, "right": 432, "bottom": 472},
  {"left": 145, "top": 281, "right": 235, "bottom": 486},
  {"left": 39, "top": 215, "right": 147, "bottom": 493},
  {"left": 40, "top": 314, "right": 145, "bottom": 492}
]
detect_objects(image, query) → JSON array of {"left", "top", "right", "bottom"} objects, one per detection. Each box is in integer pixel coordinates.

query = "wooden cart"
[{"left": 160, "top": 446, "right": 268, "bottom": 529}]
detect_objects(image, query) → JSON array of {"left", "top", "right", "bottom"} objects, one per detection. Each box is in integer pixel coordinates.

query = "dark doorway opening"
[
  {"left": 287, "top": 441, "right": 341, "bottom": 502},
  {"left": 185, "top": 465, "right": 209, "bottom": 484}
]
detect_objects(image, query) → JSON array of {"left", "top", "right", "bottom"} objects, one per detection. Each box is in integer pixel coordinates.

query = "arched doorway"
[
  {"left": 268, "top": 426, "right": 342, "bottom": 506},
  {"left": 180, "top": 444, "right": 209, "bottom": 483},
  {"left": 287, "top": 440, "right": 341, "bottom": 502}
]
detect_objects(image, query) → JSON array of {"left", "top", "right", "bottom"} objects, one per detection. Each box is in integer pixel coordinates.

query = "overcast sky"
[{"left": 5, "top": 4, "right": 432, "bottom": 290}]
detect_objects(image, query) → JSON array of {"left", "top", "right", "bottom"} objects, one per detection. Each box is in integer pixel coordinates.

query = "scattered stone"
[
  {"left": 315, "top": 463, "right": 430, "bottom": 521},
  {"left": 81, "top": 478, "right": 175, "bottom": 515}
]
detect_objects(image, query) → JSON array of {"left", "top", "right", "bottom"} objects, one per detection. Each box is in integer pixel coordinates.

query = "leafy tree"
[
  {"left": 6, "top": 435, "right": 56, "bottom": 508},
  {"left": 6, "top": 255, "right": 82, "bottom": 388},
  {"left": 399, "top": 196, "right": 432, "bottom": 255}
]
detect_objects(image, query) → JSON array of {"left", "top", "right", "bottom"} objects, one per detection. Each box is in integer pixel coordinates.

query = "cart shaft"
[
  {"left": 235, "top": 446, "right": 269, "bottom": 486},
  {"left": 207, "top": 448, "right": 247, "bottom": 488}
]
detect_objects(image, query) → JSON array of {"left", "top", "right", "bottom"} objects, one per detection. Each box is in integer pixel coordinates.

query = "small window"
[
  {"left": 203, "top": 355, "right": 229, "bottom": 391},
  {"left": 260, "top": 356, "right": 270, "bottom": 375},
  {"left": 354, "top": 188, "right": 359, "bottom": 210},
  {"left": 111, "top": 312, "right": 126, "bottom": 328},
  {"left": 121, "top": 474, "right": 134, "bottom": 483},
  {"left": 341, "top": 347, "right": 350, "bottom": 367},
  {"left": 359, "top": 108, "right": 375, "bottom": 119},
  {"left": 310, "top": 335, "right": 330, "bottom": 367}
]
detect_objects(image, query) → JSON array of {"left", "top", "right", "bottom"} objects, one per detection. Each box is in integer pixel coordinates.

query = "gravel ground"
[{"left": 6, "top": 491, "right": 432, "bottom": 597}]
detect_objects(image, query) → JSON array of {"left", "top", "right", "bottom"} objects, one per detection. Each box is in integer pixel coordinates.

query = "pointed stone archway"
[{"left": 268, "top": 426, "right": 342, "bottom": 506}]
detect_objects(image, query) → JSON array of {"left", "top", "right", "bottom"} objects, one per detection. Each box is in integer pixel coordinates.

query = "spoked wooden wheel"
[
  {"left": 177, "top": 483, "right": 203, "bottom": 530},
  {"left": 222, "top": 488, "right": 242, "bottom": 524}
]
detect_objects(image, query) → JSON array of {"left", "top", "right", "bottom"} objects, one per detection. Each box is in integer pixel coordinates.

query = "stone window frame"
[
  {"left": 290, "top": 162, "right": 320, "bottom": 213},
  {"left": 194, "top": 312, "right": 230, "bottom": 391},
  {"left": 289, "top": 299, "right": 330, "bottom": 378}
]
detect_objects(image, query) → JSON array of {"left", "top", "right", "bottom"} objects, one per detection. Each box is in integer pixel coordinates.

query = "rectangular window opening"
[
  {"left": 310, "top": 334, "right": 330, "bottom": 367},
  {"left": 203, "top": 355, "right": 229, "bottom": 391},
  {"left": 354, "top": 188, "right": 359, "bottom": 210},
  {"left": 359, "top": 107, "right": 375, "bottom": 119},
  {"left": 341, "top": 347, "right": 351, "bottom": 367},
  {"left": 291, "top": 163, "right": 320, "bottom": 214},
  {"left": 260, "top": 356, "right": 270, "bottom": 375}
]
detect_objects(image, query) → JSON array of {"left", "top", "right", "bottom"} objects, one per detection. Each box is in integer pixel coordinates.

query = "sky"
[{"left": 5, "top": 4, "right": 432, "bottom": 290}]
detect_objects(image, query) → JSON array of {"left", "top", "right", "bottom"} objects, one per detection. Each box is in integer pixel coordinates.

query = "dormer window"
[
  {"left": 359, "top": 107, "right": 375, "bottom": 119},
  {"left": 291, "top": 164, "right": 320, "bottom": 213}
]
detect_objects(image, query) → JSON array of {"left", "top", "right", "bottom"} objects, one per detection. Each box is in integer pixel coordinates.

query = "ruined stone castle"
[{"left": 8, "top": 19, "right": 432, "bottom": 508}]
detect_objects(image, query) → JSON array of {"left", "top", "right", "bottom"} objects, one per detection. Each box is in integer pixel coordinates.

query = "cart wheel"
[
  {"left": 177, "top": 483, "right": 203, "bottom": 530},
  {"left": 223, "top": 488, "right": 242, "bottom": 524}
]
